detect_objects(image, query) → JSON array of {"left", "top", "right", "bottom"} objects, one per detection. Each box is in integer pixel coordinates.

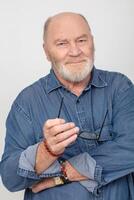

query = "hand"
[
  {"left": 32, "top": 161, "right": 88, "bottom": 193},
  {"left": 43, "top": 118, "right": 79, "bottom": 155},
  {"left": 32, "top": 178, "right": 55, "bottom": 193},
  {"left": 64, "top": 161, "right": 88, "bottom": 181}
]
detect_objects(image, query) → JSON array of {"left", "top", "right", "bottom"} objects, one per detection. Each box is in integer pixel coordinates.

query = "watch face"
[{"left": 54, "top": 177, "right": 64, "bottom": 185}]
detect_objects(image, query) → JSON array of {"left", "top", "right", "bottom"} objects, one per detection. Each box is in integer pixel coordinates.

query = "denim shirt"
[{"left": 0, "top": 67, "right": 134, "bottom": 200}]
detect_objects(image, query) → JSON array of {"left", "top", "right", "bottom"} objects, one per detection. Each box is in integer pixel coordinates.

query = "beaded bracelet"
[
  {"left": 59, "top": 158, "right": 71, "bottom": 184},
  {"left": 43, "top": 140, "right": 62, "bottom": 157}
]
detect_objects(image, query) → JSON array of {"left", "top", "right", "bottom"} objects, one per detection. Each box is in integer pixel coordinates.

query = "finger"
[
  {"left": 65, "top": 161, "right": 88, "bottom": 181},
  {"left": 32, "top": 178, "right": 55, "bottom": 193},
  {"left": 49, "top": 122, "right": 76, "bottom": 136},
  {"left": 53, "top": 133, "right": 78, "bottom": 151},
  {"left": 32, "top": 180, "right": 46, "bottom": 193},
  {"left": 44, "top": 118, "right": 65, "bottom": 130},
  {"left": 55, "top": 127, "right": 79, "bottom": 143},
  {"left": 32, "top": 185, "right": 42, "bottom": 193}
]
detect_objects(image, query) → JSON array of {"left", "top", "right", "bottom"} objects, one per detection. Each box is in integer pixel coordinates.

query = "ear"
[
  {"left": 43, "top": 43, "right": 51, "bottom": 61},
  {"left": 90, "top": 35, "right": 95, "bottom": 52}
]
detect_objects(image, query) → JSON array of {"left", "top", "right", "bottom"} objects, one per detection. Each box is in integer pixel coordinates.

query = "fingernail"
[
  {"left": 75, "top": 127, "right": 79, "bottom": 132},
  {"left": 61, "top": 119, "right": 65, "bottom": 123}
]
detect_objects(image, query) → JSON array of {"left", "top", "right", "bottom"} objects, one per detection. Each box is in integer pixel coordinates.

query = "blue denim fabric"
[
  {"left": 18, "top": 144, "right": 98, "bottom": 192},
  {"left": 0, "top": 67, "right": 134, "bottom": 200}
]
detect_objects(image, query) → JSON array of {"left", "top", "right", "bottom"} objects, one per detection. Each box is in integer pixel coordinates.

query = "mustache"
[{"left": 65, "top": 59, "right": 88, "bottom": 64}]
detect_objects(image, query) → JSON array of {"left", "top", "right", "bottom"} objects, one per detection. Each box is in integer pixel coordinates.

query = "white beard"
[{"left": 54, "top": 59, "right": 94, "bottom": 83}]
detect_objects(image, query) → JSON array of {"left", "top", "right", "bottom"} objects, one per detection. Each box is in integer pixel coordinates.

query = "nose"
[{"left": 68, "top": 43, "right": 82, "bottom": 57}]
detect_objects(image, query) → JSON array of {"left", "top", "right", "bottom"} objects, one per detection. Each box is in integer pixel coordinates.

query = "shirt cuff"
[
  {"left": 17, "top": 142, "right": 61, "bottom": 179},
  {"left": 80, "top": 179, "right": 98, "bottom": 193},
  {"left": 68, "top": 152, "right": 97, "bottom": 180},
  {"left": 68, "top": 152, "right": 102, "bottom": 193}
]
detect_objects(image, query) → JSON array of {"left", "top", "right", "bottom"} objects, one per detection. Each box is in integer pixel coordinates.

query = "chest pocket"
[
  {"left": 95, "top": 124, "right": 113, "bottom": 141},
  {"left": 77, "top": 124, "right": 113, "bottom": 153}
]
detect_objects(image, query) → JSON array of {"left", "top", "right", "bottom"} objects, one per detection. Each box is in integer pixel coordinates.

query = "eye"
[
  {"left": 78, "top": 39, "right": 87, "bottom": 43},
  {"left": 56, "top": 42, "right": 68, "bottom": 47}
]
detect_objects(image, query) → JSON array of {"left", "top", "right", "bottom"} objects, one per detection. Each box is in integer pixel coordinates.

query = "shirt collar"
[
  {"left": 46, "top": 67, "right": 108, "bottom": 93},
  {"left": 46, "top": 69, "right": 62, "bottom": 93},
  {"left": 90, "top": 67, "right": 108, "bottom": 88}
]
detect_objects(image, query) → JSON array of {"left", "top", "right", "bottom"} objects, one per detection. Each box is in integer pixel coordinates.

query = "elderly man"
[{"left": 0, "top": 12, "right": 134, "bottom": 200}]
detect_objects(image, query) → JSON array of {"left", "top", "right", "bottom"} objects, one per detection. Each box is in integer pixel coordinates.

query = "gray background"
[{"left": 0, "top": 0, "right": 134, "bottom": 199}]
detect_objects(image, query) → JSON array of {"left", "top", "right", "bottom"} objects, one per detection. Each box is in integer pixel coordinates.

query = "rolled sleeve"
[
  {"left": 68, "top": 152, "right": 102, "bottom": 180},
  {"left": 68, "top": 152, "right": 102, "bottom": 192},
  {"left": 18, "top": 142, "right": 61, "bottom": 179},
  {"left": 80, "top": 180, "right": 98, "bottom": 193},
  {"left": 18, "top": 149, "right": 102, "bottom": 193}
]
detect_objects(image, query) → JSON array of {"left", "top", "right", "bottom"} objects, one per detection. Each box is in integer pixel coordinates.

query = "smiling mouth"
[{"left": 66, "top": 60, "right": 86, "bottom": 64}]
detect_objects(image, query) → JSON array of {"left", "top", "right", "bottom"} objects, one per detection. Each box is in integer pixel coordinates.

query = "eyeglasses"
[
  {"left": 79, "top": 109, "right": 108, "bottom": 141},
  {"left": 57, "top": 97, "right": 64, "bottom": 118},
  {"left": 57, "top": 97, "right": 108, "bottom": 141}
]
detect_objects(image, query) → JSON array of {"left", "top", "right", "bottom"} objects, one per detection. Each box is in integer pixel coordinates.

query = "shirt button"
[{"left": 96, "top": 188, "right": 101, "bottom": 195}]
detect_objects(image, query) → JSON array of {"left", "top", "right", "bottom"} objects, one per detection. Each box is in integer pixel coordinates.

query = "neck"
[{"left": 54, "top": 70, "right": 91, "bottom": 96}]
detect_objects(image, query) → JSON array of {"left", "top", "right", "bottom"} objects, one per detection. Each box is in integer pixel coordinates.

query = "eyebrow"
[
  {"left": 54, "top": 39, "right": 68, "bottom": 44},
  {"left": 76, "top": 34, "right": 89, "bottom": 40},
  {"left": 54, "top": 34, "right": 89, "bottom": 44}
]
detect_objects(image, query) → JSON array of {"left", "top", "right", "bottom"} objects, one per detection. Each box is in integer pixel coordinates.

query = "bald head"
[
  {"left": 43, "top": 12, "right": 91, "bottom": 42},
  {"left": 42, "top": 12, "right": 94, "bottom": 84}
]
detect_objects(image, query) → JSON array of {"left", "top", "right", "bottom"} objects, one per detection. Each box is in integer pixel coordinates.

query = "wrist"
[
  {"left": 44, "top": 140, "right": 63, "bottom": 157},
  {"left": 59, "top": 158, "right": 71, "bottom": 184},
  {"left": 35, "top": 142, "right": 58, "bottom": 174}
]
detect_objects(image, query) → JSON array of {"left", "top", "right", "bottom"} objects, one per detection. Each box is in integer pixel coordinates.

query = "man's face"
[{"left": 44, "top": 14, "right": 94, "bottom": 82}]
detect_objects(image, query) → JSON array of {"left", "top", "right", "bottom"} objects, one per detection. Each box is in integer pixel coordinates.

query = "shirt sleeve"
[
  {"left": 0, "top": 96, "right": 99, "bottom": 194},
  {"left": 0, "top": 101, "right": 59, "bottom": 192},
  {"left": 18, "top": 143, "right": 99, "bottom": 180},
  {"left": 90, "top": 76, "right": 134, "bottom": 188},
  {"left": 17, "top": 142, "right": 61, "bottom": 179},
  {"left": 68, "top": 153, "right": 100, "bottom": 192},
  {"left": 18, "top": 144, "right": 99, "bottom": 193}
]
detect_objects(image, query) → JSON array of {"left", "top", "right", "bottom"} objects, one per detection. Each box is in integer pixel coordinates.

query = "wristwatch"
[{"left": 53, "top": 177, "right": 64, "bottom": 186}]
